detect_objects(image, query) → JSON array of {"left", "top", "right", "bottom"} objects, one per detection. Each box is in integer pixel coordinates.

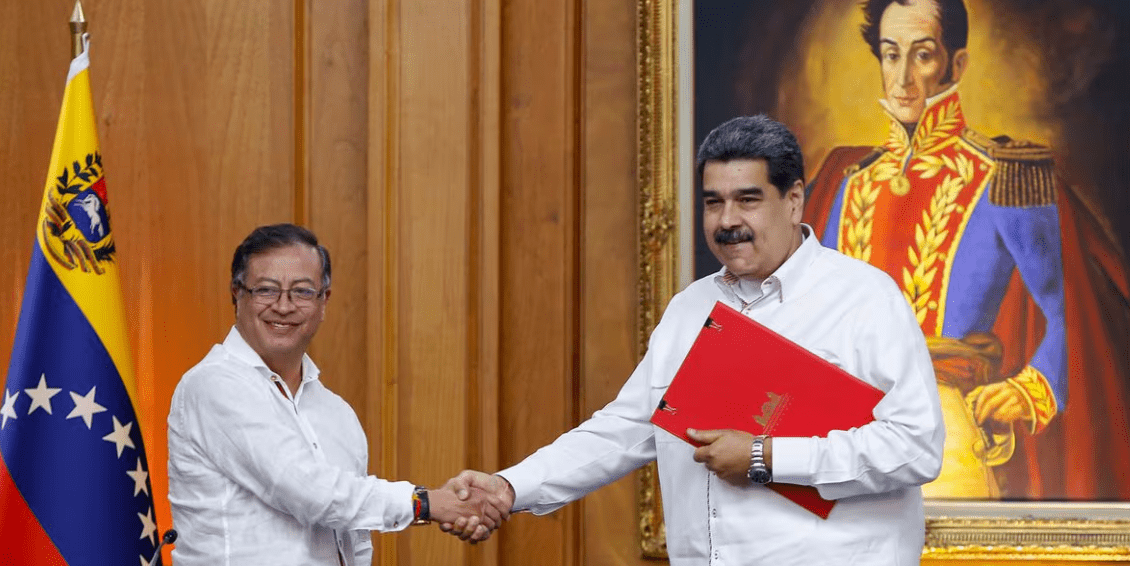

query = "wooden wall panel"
[
  {"left": 367, "top": 0, "right": 502, "bottom": 564},
  {"left": 497, "top": 0, "right": 581, "bottom": 564},
  {"left": 305, "top": 0, "right": 371, "bottom": 442},
  {"left": 396, "top": 0, "right": 476, "bottom": 562},
  {"left": 578, "top": 0, "right": 646, "bottom": 563}
]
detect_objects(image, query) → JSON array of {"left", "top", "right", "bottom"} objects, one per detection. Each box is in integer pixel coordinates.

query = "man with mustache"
[
  {"left": 805, "top": 0, "right": 1130, "bottom": 499},
  {"left": 444, "top": 116, "right": 945, "bottom": 565}
]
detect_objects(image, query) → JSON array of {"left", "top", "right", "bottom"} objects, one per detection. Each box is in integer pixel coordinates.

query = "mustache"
[{"left": 714, "top": 227, "right": 754, "bottom": 245}]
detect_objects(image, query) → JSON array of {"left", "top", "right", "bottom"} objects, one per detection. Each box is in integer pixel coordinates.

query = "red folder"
[{"left": 649, "top": 301, "right": 884, "bottom": 518}]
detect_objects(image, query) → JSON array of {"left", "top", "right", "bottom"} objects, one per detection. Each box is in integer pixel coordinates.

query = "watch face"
[{"left": 749, "top": 468, "right": 772, "bottom": 484}]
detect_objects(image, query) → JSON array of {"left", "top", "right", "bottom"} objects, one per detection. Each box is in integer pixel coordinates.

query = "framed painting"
[{"left": 636, "top": 0, "right": 1130, "bottom": 560}]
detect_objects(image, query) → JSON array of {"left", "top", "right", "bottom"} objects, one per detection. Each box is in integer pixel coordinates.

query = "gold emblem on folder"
[{"left": 754, "top": 391, "right": 785, "bottom": 430}]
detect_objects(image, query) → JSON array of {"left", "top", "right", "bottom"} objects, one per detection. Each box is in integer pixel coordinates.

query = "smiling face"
[
  {"left": 233, "top": 244, "right": 329, "bottom": 376},
  {"left": 702, "top": 158, "right": 805, "bottom": 280},
  {"left": 878, "top": 0, "right": 966, "bottom": 124}
]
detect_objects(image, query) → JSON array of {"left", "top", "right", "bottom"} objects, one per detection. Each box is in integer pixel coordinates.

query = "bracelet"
[{"left": 412, "top": 485, "right": 431, "bottom": 525}]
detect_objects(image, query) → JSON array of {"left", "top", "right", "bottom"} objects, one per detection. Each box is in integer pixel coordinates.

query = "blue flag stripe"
[{"left": 2, "top": 247, "right": 155, "bottom": 566}]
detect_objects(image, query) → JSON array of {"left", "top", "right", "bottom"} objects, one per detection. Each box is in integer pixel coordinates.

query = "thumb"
[
  {"left": 451, "top": 471, "right": 474, "bottom": 500},
  {"left": 686, "top": 428, "right": 724, "bottom": 444}
]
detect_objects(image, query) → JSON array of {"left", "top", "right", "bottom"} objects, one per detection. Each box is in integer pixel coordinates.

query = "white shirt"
[
  {"left": 168, "top": 328, "right": 415, "bottom": 566},
  {"left": 499, "top": 226, "right": 944, "bottom": 565}
]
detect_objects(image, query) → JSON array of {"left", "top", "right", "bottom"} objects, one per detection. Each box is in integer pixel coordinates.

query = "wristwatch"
[
  {"left": 411, "top": 485, "right": 431, "bottom": 525},
  {"left": 747, "top": 435, "right": 772, "bottom": 484}
]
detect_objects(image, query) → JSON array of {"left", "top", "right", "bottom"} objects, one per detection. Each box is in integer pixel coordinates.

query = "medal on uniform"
[{"left": 889, "top": 173, "right": 911, "bottom": 196}]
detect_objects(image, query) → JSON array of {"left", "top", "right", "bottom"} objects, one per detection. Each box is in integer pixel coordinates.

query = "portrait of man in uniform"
[{"left": 692, "top": 0, "right": 1130, "bottom": 501}]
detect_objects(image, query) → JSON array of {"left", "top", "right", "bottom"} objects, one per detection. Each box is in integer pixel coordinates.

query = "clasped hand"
[
  {"left": 431, "top": 470, "right": 515, "bottom": 542},
  {"left": 431, "top": 431, "right": 751, "bottom": 543}
]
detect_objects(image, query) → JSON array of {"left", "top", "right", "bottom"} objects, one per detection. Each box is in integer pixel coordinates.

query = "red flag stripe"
[{"left": 0, "top": 453, "right": 69, "bottom": 565}]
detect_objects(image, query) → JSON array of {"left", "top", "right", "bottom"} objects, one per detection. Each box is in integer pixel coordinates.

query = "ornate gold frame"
[
  {"left": 636, "top": 0, "right": 678, "bottom": 558},
  {"left": 634, "top": 0, "right": 1130, "bottom": 560}
]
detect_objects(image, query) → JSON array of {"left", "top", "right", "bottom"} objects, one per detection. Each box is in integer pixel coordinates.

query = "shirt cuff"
[
  {"left": 496, "top": 466, "right": 538, "bottom": 514},
  {"left": 382, "top": 480, "right": 417, "bottom": 531},
  {"left": 769, "top": 436, "right": 815, "bottom": 485}
]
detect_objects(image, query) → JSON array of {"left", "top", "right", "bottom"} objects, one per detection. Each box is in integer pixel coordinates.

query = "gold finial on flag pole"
[{"left": 70, "top": 1, "right": 87, "bottom": 58}]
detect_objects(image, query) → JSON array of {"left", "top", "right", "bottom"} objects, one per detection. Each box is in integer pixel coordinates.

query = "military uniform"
[{"left": 805, "top": 87, "right": 1129, "bottom": 498}]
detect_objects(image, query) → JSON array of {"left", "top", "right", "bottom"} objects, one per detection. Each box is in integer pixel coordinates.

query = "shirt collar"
[
  {"left": 713, "top": 224, "right": 818, "bottom": 305},
  {"left": 222, "top": 326, "right": 321, "bottom": 384}
]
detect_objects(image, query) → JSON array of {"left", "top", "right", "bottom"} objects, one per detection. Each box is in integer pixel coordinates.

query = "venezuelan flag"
[{"left": 0, "top": 36, "right": 160, "bottom": 565}]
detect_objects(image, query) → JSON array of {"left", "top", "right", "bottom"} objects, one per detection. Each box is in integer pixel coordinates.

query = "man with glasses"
[{"left": 167, "top": 224, "right": 504, "bottom": 565}]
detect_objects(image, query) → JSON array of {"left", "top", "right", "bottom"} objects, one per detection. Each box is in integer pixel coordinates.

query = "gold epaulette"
[
  {"left": 842, "top": 147, "right": 886, "bottom": 177},
  {"left": 963, "top": 128, "right": 1057, "bottom": 207}
]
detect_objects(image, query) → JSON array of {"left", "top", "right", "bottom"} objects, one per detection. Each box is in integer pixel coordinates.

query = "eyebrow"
[
  {"left": 249, "top": 276, "right": 317, "bottom": 286},
  {"left": 702, "top": 187, "right": 764, "bottom": 198},
  {"left": 880, "top": 37, "right": 940, "bottom": 49}
]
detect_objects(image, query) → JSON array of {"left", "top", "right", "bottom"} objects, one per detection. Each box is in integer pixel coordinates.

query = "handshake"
[{"left": 426, "top": 470, "right": 515, "bottom": 542}]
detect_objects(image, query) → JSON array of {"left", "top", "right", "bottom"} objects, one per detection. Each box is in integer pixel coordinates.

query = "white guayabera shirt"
[
  {"left": 168, "top": 328, "right": 415, "bottom": 566},
  {"left": 500, "top": 226, "right": 945, "bottom": 566}
]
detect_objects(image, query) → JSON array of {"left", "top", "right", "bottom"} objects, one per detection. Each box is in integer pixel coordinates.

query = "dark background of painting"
[{"left": 692, "top": 0, "right": 1130, "bottom": 280}]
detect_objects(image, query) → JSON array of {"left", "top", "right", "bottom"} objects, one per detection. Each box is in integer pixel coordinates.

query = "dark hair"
[
  {"left": 230, "top": 223, "right": 331, "bottom": 304},
  {"left": 696, "top": 115, "right": 805, "bottom": 195},
  {"left": 861, "top": 0, "right": 968, "bottom": 82}
]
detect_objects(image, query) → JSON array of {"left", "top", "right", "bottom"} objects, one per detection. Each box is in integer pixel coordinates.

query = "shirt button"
[
  {"left": 313, "top": 443, "right": 319, "bottom": 449},
  {"left": 712, "top": 509, "right": 717, "bottom": 518}
]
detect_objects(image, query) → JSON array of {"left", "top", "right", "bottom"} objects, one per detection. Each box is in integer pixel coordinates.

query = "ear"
[
  {"left": 787, "top": 179, "right": 805, "bottom": 223},
  {"left": 949, "top": 48, "right": 968, "bottom": 84}
]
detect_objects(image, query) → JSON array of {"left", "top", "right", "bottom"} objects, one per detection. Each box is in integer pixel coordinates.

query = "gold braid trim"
[
  {"left": 902, "top": 173, "right": 966, "bottom": 324},
  {"left": 1006, "top": 366, "right": 1058, "bottom": 434},
  {"left": 963, "top": 129, "right": 1056, "bottom": 207},
  {"left": 912, "top": 99, "right": 962, "bottom": 153},
  {"left": 841, "top": 161, "right": 890, "bottom": 262}
]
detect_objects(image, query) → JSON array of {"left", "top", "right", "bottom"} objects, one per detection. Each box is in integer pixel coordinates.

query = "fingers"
[
  {"left": 692, "top": 445, "right": 709, "bottom": 464},
  {"left": 688, "top": 429, "right": 755, "bottom": 485},
  {"left": 972, "top": 383, "right": 1027, "bottom": 424},
  {"left": 469, "top": 523, "right": 491, "bottom": 543}
]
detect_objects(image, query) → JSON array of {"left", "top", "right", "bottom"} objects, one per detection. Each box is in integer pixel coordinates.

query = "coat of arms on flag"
[{"left": 42, "top": 151, "right": 117, "bottom": 274}]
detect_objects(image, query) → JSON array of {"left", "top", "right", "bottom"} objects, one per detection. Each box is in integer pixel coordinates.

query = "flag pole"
[{"left": 70, "top": 1, "right": 86, "bottom": 58}]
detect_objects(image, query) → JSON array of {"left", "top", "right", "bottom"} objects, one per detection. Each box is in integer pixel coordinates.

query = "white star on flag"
[
  {"left": 127, "top": 458, "right": 150, "bottom": 496},
  {"left": 139, "top": 506, "right": 158, "bottom": 546},
  {"left": 67, "top": 386, "right": 107, "bottom": 429},
  {"left": 102, "top": 416, "right": 136, "bottom": 457},
  {"left": 1, "top": 389, "right": 19, "bottom": 429},
  {"left": 25, "top": 374, "right": 62, "bottom": 415}
]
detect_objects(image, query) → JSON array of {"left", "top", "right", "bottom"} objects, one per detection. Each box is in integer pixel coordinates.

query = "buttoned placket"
[
  {"left": 714, "top": 274, "right": 784, "bottom": 566},
  {"left": 268, "top": 374, "right": 348, "bottom": 566}
]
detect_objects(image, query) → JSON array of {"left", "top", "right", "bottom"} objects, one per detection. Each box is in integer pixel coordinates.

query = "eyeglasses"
[{"left": 237, "top": 284, "right": 327, "bottom": 306}]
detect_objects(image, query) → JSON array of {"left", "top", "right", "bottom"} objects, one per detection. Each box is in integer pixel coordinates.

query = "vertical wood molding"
[
  {"left": 497, "top": 0, "right": 582, "bottom": 562},
  {"left": 469, "top": 0, "right": 502, "bottom": 562},
  {"left": 293, "top": 0, "right": 309, "bottom": 226},
  {"left": 367, "top": 1, "right": 400, "bottom": 565}
]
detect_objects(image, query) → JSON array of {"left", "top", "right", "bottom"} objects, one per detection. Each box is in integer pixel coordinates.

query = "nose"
[
  {"left": 898, "top": 55, "right": 913, "bottom": 87},
  {"left": 271, "top": 291, "right": 299, "bottom": 313},
  {"left": 718, "top": 200, "right": 741, "bottom": 228}
]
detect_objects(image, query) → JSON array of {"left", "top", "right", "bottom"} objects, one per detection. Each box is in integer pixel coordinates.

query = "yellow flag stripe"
[{"left": 35, "top": 54, "right": 138, "bottom": 410}]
